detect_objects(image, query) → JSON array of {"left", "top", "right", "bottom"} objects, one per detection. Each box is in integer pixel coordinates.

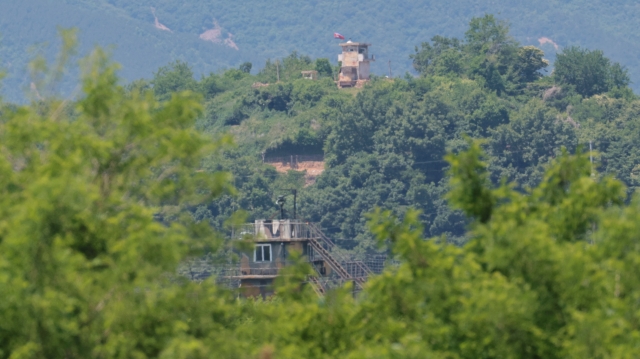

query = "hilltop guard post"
[{"left": 337, "top": 40, "right": 374, "bottom": 88}]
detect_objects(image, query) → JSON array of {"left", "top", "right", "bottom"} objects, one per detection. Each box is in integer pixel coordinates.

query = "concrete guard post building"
[
  {"left": 337, "top": 40, "right": 375, "bottom": 88},
  {"left": 225, "top": 219, "right": 374, "bottom": 298}
]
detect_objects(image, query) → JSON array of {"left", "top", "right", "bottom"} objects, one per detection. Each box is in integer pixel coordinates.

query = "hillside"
[
  {"left": 4, "top": 12, "right": 640, "bottom": 358},
  {"left": 3, "top": 0, "right": 640, "bottom": 102},
  {"left": 126, "top": 15, "right": 638, "bottom": 254},
  {"left": 0, "top": 0, "right": 243, "bottom": 101}
]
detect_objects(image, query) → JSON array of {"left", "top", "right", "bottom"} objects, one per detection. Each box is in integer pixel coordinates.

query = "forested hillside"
[
  {"left": 3, "top": 0, "right": 640, "bottom": 102},
  {"left": 119, "top": 15, "right": 638, "bottom": 256},
  {"left": 3, "top": 23, "right": 640, "bottom": 356}
]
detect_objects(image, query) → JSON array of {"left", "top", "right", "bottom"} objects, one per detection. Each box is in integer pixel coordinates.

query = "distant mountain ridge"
[
  {"left": 0, "top": 0, "right": 244, "bottom": 101},
  {"left": 2, "top": 0, "right": 640, "bottom": 101}
]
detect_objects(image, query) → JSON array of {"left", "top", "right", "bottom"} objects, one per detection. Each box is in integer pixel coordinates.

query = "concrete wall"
[
  {"left": 243, "top": 241, "right": 308, "bottom": 271},
  {"left": 339, "top": 66, "right": 358, "bottom": 81},
  {"left": 359, "top": 62, "right": 370, "bottom": 80},
  {"left": 239, "top": 241, "right": 308, "bottom": 299},
  {"left": 240, "top": 278, "right": 274, "bottom": 298},
  {"left": 342, "top": 51, "right": 359, "bottom": 67}
]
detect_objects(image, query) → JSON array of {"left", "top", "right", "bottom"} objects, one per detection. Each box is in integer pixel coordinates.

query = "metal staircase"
[
  {"left": 308, "top": 236, "right": 360, "bottom": 287},
  {"left": 307, "top": 275, "right": 326, "bottom": 296},
  {"left": 306, "top": 223, "right": 374, "bottom": 291},
  {"left": 219, "top": 219, "right": 386, "bottom": 299}
]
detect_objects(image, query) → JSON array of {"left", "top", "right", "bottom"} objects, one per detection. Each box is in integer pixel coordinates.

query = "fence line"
[{"left": 263, "top": 154, "right": 324, "bottom": 169}]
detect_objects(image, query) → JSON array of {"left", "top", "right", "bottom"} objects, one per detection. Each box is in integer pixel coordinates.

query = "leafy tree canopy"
[
  {"left": 180, "top": 15, "right": 639, "bottom": 250},
  {"left": 411, "top": 15, "right": 547, "bottom": 96},
  {"left": 3, "top": 18, "right": 640, "bottom": 358},
  {"left": 151, "top": 60, "right": 198, "bottom": 101},
  {"left": 554, "top": 46, "right": 630, "bottom": 97}
]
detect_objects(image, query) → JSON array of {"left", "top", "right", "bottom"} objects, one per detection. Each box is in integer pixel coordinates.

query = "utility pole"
[
  {"left": 276, "top": 60, "right": 280, "bottom": 82},
  {"left": 589, "top": 140, "right": 596, "bottom": 244},
  {"left": 388, "top": 60, "right": 392, "bottom": 78},
  {"left": 589, "top": 140, "right": 594, "bottom": 177}
]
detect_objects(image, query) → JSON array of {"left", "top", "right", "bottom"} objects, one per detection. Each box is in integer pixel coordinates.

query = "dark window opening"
[
  {"left": 254, "top": 244, "right": 272, "bottom": 262},
  {"left": 264, "top": 245, "right": 271, "bottom": 261}
]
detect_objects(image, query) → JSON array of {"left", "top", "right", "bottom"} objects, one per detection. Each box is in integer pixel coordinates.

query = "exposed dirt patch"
[
  {"left": 538, "top": 37, "right": 559, "bottom": 50},
  {"left": 200, "top": 20, "right": 239, "bottom": 50},
  {"left": 268, "top": 161, "right": 325, "bottom": 186},
  {"left": 224, "top": 33, "right": 239, "bottom": 50},
  {"left": 543, "top": 85, "right": 561, "bottom": 101},
  {"left": 151, "top": 8, "right": 172, "bottom": 32},
  {"left": 199, "top": 27, "right": 222, "bottom": 43}
]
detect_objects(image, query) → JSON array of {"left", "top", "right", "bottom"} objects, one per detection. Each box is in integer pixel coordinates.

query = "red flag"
[{"left": 333, "top": 32, "right": 345, "bottom": 40}]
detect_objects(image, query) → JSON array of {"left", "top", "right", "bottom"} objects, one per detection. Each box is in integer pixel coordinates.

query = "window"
[{"left": 254, "top": 244, "right": 272, "bottom": 262}]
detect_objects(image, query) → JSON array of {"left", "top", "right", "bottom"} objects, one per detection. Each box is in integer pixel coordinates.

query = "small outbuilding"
[{"left": 301, "top": 70, "right": 318, "bottom": 80}]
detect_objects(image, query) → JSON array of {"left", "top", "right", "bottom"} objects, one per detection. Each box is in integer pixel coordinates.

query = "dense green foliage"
[
  {"left": 0, "top": 41, "right": 234, "bottom": 357},
  {"left": 172, "top": 16, "right": 638, "bottom": 252},
  {"left": 554, "top": 46, "right": 630, "bottom": 97},
  {"left": 410, "top": 16, "right": 548, "bottom": 96},
  {"left": 3, "top": 61, "right": 640, "bottom": 355},
  {"left": 3, "top": 16, "right": 640, "bottom": 358},
  {"left": 4, "top": 0, "right": 640, "bottom": 102}
]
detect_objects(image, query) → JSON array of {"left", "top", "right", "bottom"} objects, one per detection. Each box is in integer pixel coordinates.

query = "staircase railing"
[
  {"left": 307, "top": 276, "right": 326, "bottom": 297},
  {"left": 307, "top": 236, "right": 361, "bottom": 288},
  {"left": 307, "top": 223, "right": 373, "bottom": 282}
]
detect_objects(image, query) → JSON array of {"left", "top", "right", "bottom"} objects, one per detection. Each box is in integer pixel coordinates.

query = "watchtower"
[
  {"left": 337, "top": 40, "right": 374, "bottom": 88},
  {"left": 226, "top": 218, "right": 374, "bottom": 298}
]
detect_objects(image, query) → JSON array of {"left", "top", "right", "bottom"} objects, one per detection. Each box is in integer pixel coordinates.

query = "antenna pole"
[
  {"left": 276, "top": 195, "right": 286, "bottom": 219},
  {"left": 292, "top": 189, "right": 297, "bottom": 219},
  {"left": 388, "top": 60, "right": 392, "bottom": 78}
]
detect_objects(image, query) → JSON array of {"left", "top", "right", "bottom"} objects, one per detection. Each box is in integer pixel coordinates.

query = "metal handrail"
[
  {"left": 229, "top": 220, "right": 376, "bottom": 287},
  {"left": 307, "top": 223, "right": 374, "bottom": 277},
  {"left": 230, "top": 221, "right": 317, "bottom": 241}
]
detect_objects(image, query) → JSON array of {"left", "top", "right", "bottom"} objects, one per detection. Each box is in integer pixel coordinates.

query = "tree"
[
  {"left": 514, "top": 45, "right": 548, "bottom": 82},
  {"left": 554, "top": 46, "right": 630, "bottom": 97},
  {"left": 315, "top": 58, "right": 332, "bottom": 78},
  {"left": 464, "top": 14, "right": 514, "bottom": 55},
  {"left": 361, "top": 144, "right": 634, "bottom": 359},
  {"left": 0, "top": 46, "right": 235, "bottom": 358},
  {"left": 239, "top": 62, "right": 252, "bottom": 74},
  {"left": 489, "top": 99, "right": 577, "bottom": 188},
  {"left": 410, "top": 36, "right": 465, "bottom": 76},
  {"left": 198, "top": 72, "right": 222, "bottom": 99},
  {"left": 151, "top": 60, "right": 198, "bottom": 101},
  {"left": 411, "top": 16, "right": 542, "bottom": 95}
]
